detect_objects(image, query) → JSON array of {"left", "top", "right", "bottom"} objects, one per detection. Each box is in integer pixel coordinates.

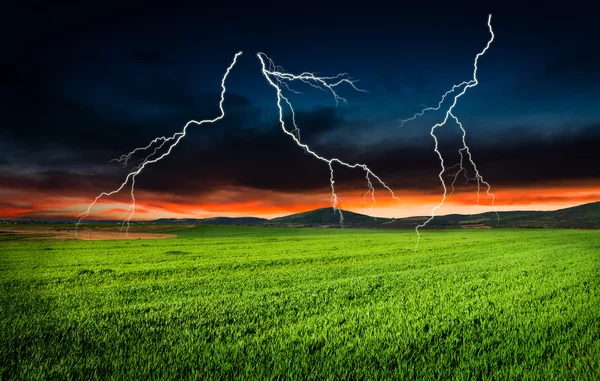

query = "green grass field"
[{"left": 1, "top": 226, "right": 599, "bottom": 379}]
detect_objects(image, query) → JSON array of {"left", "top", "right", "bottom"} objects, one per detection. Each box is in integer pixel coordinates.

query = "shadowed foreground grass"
[{"left": 1, "top": 227, "right": 599, "bottom": 379}]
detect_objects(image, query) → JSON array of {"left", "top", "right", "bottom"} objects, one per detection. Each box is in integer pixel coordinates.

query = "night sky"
[{"left": 1, "top": 2, "right": 599, "bottom": 219}]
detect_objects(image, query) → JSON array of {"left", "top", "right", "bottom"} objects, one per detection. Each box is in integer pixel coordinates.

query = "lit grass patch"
[{"left": 1, "top": 227, "right": 598, "bottom": 379}]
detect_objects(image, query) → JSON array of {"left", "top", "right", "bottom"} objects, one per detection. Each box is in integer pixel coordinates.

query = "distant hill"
[
  {"left": 4, "top": 202, "right": 598, "bottom": 229},
  {"left": 153, "top": 217, "right": 268, "bottom": 226},
  {"left": 242, "top": 202, "right": 600, "bottom": 229},
  {"left": 379, "top": 202, "right": 600, "bottom": 229},
  {"left": 270, "top": 208, "right": 388, "bottom": 227}
]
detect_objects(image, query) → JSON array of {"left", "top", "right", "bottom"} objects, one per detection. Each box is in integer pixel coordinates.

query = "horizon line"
[{"left": 2, "top": 200, "right": 597, "bottom": 222}]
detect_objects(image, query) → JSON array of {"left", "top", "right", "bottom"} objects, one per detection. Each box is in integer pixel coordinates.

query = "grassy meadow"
[{"left": 1, "top": 226, "right": 599, "bottom": 379}]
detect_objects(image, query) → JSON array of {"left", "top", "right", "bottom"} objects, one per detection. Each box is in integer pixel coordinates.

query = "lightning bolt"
[
  {"left": 363, "top": 173, "right": 376, "bottom": 213},
  {"left": 451, "top": 112, "right": 497, "bottom": 216},
  {"left": 75, "top": 51, "right": 243, "bottom": 234},
  {"left": 258, "top": 52, "right": 400, "bottom": 225},
  {"left": 109, "top": 135, "right": 173, "bottom": 168},
  {"left": 77, "top": 17, "right": 497, "bottom": 242},
  {"left": 398, "top": 15, "right": 498, "bottom": 248}
]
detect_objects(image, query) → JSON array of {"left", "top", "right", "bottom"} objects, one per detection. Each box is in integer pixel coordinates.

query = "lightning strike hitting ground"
[
  {"left": 77, "top": 17, "right": 498, "bottom": 242},
  {"left": 398, "top": 15, "right": 497, "bottom": 248},
  {"left": 75, "top": 52, "right": 243, "bottom": 233},
  {"left": 258, "top": 53, "right": 400, "bottom": 225}
]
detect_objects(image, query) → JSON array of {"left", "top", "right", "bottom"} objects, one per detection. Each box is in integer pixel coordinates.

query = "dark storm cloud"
[
  {"left": 471, "top": 124, "right": 600, "bottom": 184},
  {"left": 1, "top": 1, "right": 598, "bottom": 208},
  {"left": 0, "top": 170, "right": 119, "bottom": 197},
  {"left": 3, "top": 99, "right": 597, "bottom": 201},
  {"left": 1, "top": 55, "right": 597, "bottom": 197},
  {"left": 130, "top": 51, "right": 172, "bottom": 66},
  {"left": 0, "top": 54, "right": 251, "bottom": 168}
]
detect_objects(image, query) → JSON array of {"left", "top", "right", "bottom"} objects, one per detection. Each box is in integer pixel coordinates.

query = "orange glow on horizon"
[{"left": 1, "top": 181, "right": 598, "bottom": 220}]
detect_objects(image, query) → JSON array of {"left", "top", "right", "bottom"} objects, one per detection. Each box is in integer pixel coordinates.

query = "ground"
[
  {"left": 1, "top": 225, "right": 598, "bottom": 379},
  {"left": 0, "top": 224, "right": 180, "bottom": 240}
]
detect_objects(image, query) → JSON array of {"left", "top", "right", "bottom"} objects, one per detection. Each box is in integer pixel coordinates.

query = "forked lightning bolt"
[
  {"left": 450, "top": 112, "right": 497, "bottom": 212},
  {"left": 76, "top": 17, "right": 498, "bottom": 244},
  {"left": 398, "top": 15, "right": 498, "bottom": 248},
  {"left": 258, "top": 53, "right": 400, "bottom": 225},
  {"left": 75, "top": 51, "right": 243, "bottom": 233}
]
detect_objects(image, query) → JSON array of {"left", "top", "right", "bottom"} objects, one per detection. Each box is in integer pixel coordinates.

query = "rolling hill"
[
  {"left": 270, "top": 208, "right": 389, "bottom": 227},
  {"left": 391, "top": 201, "right": 600, "bottom": 229},
  {"left": 261, "top": 202, "right": 600, "bottom": 229},
  {"left": 5, "top": 202, "right": 598, "bottom": 229},
  {"left": 153, "top": 217, "right": 268, "bottom": 225},
  {"left": 154, "top": 201, "right": 599, "bottom": 229}
]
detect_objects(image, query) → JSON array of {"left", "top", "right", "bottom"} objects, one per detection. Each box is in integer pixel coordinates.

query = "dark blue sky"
[{"left": 1, "top": 2, "right": 599, "bottom": 218}]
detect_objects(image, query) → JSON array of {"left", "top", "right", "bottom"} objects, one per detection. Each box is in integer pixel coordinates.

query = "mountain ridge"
[{"left": 4, "top": 202, "right": 599, "bottom": 229}]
